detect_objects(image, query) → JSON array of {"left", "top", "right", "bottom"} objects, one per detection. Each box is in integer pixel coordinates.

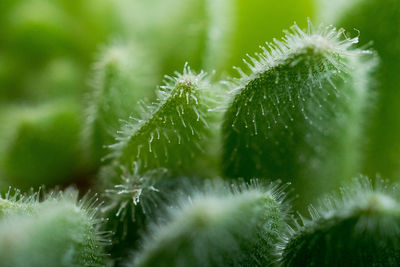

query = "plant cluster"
[{"left": 0, "top": 0, "right": 399, "bottom": 266}]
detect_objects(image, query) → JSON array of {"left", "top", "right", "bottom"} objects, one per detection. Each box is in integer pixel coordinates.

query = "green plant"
[
  {"left": 282, "top": 176, "right": 400, "bottom": 266},
  {"left": 101, "top": 165, "right": 174, "bottom": 260},
  {"left": 130, "top": 180, "right": 289, "bottom": 267},
  {"left": 1, "top": 0, "right": 399, "bottom": 266},
  {"left": 0, "top": 100, "right": 85, "bottom": 189},
  {"left": 99, "top": 64, "right": 215, "bottom": 187},
  {"left": 83, "top": 41, "right": 159, "bottom": 164},
  {"left": 221, "top": 22, "right": 376, "bottom": 208},
  {"left": 0, "top": 188, "right": 107, "bottom": 267},
  {"left": 0, "top": 0, "right": 118, "bottom": 102},
  {"left": 317, "top": 0, "right": 400, "bottom": 180}
]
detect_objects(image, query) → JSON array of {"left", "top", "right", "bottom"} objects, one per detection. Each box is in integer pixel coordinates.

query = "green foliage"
[
  {"left": 318, "top": 0, "right": 400, "bottom": 180},
  {"left": 95, "top": 65, "right": 218, "bottom": 262},
  {"left": 131, "top": 180, "right": 289, "bottom": 267},
  {"left": 101, "top": 164, "right": 171, "bottom": 261},
  {"left": 0, "top": 189, "right": 108, "bottom": 267},
  {"left": 282, "top": 176, "right": 400, "bottom": 266},
  {"left": 222, "top": 21, "right": 376, "bottom": 207},
  {"left": 0, "top": 101, "right": 84, "bottom": 189},
  {"left": 84, "top": 42, "right": 159, "bottom": 163},
  {"left": 102, "top": 64, "right": 214, "bottom": 184},
  {"left": 0, "top": 189, "right": 38, "bottom": 218},
  {"left": 2, "top": 0, "right": 400, "bottom": 265},
  {"left": 0, "top": 0, "right": 117, "bottom": 102}
]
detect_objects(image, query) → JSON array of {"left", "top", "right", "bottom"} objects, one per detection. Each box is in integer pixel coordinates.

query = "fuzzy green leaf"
[
  {"left": 0, "top": 188, "right": 108, "bottom": 267},
  {"left": 102, "top": 164, "right": 169, "bottom": 260},
  {"left": 102, "top": 64, "right": 214, "bottom": 184},
  {"left": 130, "top": 180, "right": 289, "bottom": 267},
  {"left": 0, "top": 188, "right": 38, "bottom": 218},
  {"left": 101, "top": 164, "right": 199, "bottom": 264},
  {"left": 221, "top": 21, "right": 376, "bottom": 207},
  {"left": 282, "top": 176, "right": 400, "bottom": 266}
]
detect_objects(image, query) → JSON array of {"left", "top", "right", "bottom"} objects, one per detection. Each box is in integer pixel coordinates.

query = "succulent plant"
[
  {"left": 282, "top": 176, "right": 400, "bottom": 266},
  {"left": 1, "top": 0, "right": 399, "bottom": 266}
]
